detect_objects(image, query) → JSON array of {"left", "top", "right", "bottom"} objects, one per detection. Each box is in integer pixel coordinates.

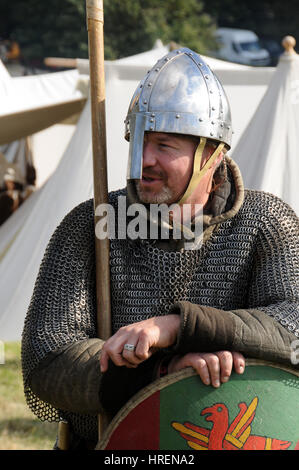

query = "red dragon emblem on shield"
[{"left": 172, "top": 397, "right": 293, "bottom": 450}]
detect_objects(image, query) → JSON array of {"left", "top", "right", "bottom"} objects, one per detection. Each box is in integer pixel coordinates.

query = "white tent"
[
  {"left": 0, "top": 64, "right": 88, "bottom": 144},
  {"left": 0, "top": 61, "right": 89, "bottom": 188},
  {"left": 232, "top": 51, "right": 299, "bottom": 215},
  {"left": 0, "top": 58, "right": 11, "bottom": 83},
  {"left": 0, "top": 46, "right": 277, "bottom": 340},
  {"left": 0, "top": 101, "right": 93, "bottom": 340}
]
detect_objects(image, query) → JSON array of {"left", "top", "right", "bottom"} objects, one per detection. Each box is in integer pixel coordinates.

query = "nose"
[{"left": 143, "top": 140, "right": 157, "bottom": 168}]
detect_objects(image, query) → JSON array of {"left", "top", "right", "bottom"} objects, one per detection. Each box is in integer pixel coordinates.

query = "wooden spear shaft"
[
  {"left": 86, "top": 0, "right": 111, "bottom": 340},
  {"left": 86, "top": 0, "right": 112, "bottom": 439}
]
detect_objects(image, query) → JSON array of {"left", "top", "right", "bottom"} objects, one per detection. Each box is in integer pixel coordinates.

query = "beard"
[{"left": 135, "top": 181, "right": 175, "bottom": 204}]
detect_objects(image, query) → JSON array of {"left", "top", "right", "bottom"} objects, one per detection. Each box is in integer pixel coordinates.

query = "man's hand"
[
  {"left": 100, "top": 315, "right": 180, "bottom": 372},
  {"left": 167, "top": 351, "right": 245, "bottom": 388}
]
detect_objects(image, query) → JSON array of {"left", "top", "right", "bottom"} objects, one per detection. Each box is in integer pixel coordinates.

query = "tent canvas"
[
  {"left": 0, "top": 58, "right": 11, "bottom": 83},
  {"left": 0, "top": 101, "right": 93, "bottom": 340},
  {"left": 0, "top": 68, "right": 88, "bottom": 145},
  {"left": 0, "top": 66, "right": 87, "bottom": 117},
  {"left": 232, "top": 52, "right": 299, "bottom": 215},
  {"left": 0, "top": 64, "right": 89, "bottom": 188}
]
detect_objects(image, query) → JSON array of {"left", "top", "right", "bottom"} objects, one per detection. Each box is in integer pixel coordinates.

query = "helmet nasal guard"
[{"left": 125, "top": 48, "right": 232, "bottom": 192}]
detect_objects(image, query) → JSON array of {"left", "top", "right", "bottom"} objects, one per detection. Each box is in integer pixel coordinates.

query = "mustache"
[{"left": 142, "top": 169, "right": 165, "bottom": 179}]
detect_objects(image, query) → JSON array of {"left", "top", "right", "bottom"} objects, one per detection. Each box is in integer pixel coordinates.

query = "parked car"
[{"left": 213, "top": 28, "right": 271, "bottom": 66}]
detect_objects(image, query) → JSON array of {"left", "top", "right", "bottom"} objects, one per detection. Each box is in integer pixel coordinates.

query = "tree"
[
  {"left": 0, "top": 0, "right": 217, "bottom": 64},
  {"left": 8, "top": 0, "right": 88, "bottom": 64},
  {"left": 104, "top": 0, "right": 217, "bottom": 59}
]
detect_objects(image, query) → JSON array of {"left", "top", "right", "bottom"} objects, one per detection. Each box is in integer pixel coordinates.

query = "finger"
[
  {"left": 100, "top": 348, "right": 133, "bottom": 371},
  {"left": 232, "top": 351, "right": 246, "bottom": 374},
  {"left": 216, "top": 351, "right": 233, "bottom": 383},
  {"left": 101, "top": 338, "right": 135, "bottom": 370},
  {"left": 122, "top": 339, "right": 143, "bottom": 365},
  {"left": 122, "top": 350, "right": 141, "bottom": 365},
  {"left": 203, "top": 354, "right": 221, "bottom": 388},
  {"left": 190, "top": 355, "right": 211, "bottom": 386},
  {"left": 135, "top": 334, "right": 153, "bottom": 362}
]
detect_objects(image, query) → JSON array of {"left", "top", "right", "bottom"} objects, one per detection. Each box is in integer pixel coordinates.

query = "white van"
[{"left": 213, "top": 28, "right": 270, "bottom": 66}]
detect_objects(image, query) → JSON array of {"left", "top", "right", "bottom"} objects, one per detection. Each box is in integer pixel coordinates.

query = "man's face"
[{"left": 136, "top": 132, "right": 198, "bottom": 204}]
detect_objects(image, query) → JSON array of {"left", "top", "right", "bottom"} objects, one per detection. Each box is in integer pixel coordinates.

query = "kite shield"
[{"left": 96, "top": 359, "right": 299, "bottom": 450}]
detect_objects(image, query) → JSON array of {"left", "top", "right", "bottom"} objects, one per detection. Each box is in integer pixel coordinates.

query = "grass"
[{"left": 0, "top": 342, "right": 57, "bottom": 450}]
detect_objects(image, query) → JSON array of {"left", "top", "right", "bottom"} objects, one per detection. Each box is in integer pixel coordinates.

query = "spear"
[{"left": 86, "top": 0, "right": 112, "bottom": 438}]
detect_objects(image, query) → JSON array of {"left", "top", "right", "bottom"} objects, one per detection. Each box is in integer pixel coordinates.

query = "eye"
[
  {"left": 157, "top": 143, "right": 171, "bottom": 151},
  {"left": 158, "top": 142, "right": 177, "bottom": 150}
]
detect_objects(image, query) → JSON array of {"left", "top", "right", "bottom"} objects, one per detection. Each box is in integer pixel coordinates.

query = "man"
[{"left": 21, "top": 48, "right": 299, "bottom": 449}]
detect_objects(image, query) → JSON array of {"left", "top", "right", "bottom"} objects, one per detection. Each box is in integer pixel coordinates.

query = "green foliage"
[
  {"left": 0, "top": 0, "right": 88, "bottom": 63},
  {"left": 104, "top": 0, "right": 217, "bottom": 59},
  {"left": 0, "top": 0, "right": 217, "bottom": 63}
]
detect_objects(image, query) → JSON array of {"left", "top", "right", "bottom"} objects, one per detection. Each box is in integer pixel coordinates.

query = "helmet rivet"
[
  {"left": 148, "top": 82, "right": 152, "bottom": 87},
  {"left": 210, "top": 132, "right": 214, "bottom": 136},
  {"left": 210, "top": 90, "right": 213, "bottom": 94},
  {"left": 220, "top": 123, "right": 224, "bottom": 128},
  {"left": 212, "top": 107, "right": 216, "bottom": 111},
  {"left": 143, "top": 100, "right": 148, "bottom": 104},
  {"left": 176, "top": 114, "right": 180, "bottom": 118},
  {"left": 205, "top": 75, "right": 209, "bottom": 79},
  {"left": 219, "top": 134, "right": 223, "bottom": 138},
  {"left": 151, "top": 113, "right": 155, "bottom": 117},
  {"left": 177, "top": 50, "right": 181, "bottom": 54},
  {"left": 155, "top": 68, "right": 160, "bottom": 72},
  {"left": 150, "top": 126, "right": 154, "bottom": 131},
  {"left": 198, "top": 63, "right": 203, "bottom": 66},
  {"left": 199, "top": 118, "right": 203, "bottom": 122},
  {"left": 211, "top": 121, "right": 215, "bottom": 125}
]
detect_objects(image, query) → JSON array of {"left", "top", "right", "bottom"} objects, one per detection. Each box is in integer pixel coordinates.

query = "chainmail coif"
[{"left": 21, "top": 162, "right": 299, "bottom": 441}]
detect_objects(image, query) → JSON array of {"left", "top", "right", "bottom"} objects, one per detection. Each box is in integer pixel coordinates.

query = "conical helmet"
[{"left": 125, "top": 47, "right": 232, "bottom": 180}]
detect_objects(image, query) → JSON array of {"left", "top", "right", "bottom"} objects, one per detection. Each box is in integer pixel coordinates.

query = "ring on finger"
[{"left": 123, "top": 343, "right": 136, "bottom": 352}]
